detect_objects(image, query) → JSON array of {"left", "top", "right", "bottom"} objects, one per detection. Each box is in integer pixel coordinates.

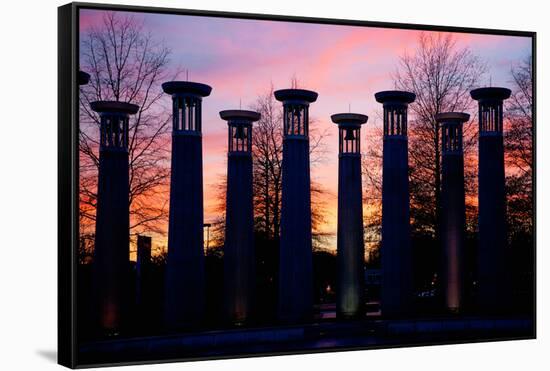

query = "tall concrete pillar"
[
  {"left": 436, "top": 112, "right": 469, "bottom": 313},
  {"left": 91, "top": 100, "right": 139, "bottom": 333},
  {"left": 220, "top": 109, "right": 261, "bottom": 325},
  {"left": 332, "top": 113, "right": 369, "bottom": 319},
  {"left": 162, "top": 81, "right": 212, "bottom": 329},
  {"left": 275, "top": 88, "right": 318, "bottom": 323},
  {"left": 375, "top": 90, "right": 416, "bottom": 317},
  {"left": 470, "top": 87, "right": 511, "bottom": 314}
]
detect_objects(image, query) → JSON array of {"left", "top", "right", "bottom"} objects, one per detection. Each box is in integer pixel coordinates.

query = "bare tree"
[
  {"left": 505, "top": 55, "right": 533, "bottom": 235},
  {"left": 361, "top": 120, "right": 383, "bottom": 264},
  {"left": 79, "top": 11, "right": 178, "bottom": 259},
  {"left": 250, "top": 82, "right": 330, "bottom": 248},
  {"left": 393, "top": 32, "right": 487, "bottom": 236},
  {"left": 251, "top": 84, "right": 284, "bottom": 240}
]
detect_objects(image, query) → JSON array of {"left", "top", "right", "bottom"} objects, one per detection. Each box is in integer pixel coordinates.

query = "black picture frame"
[{"left": 58, "top": 2, "right": 536, "bottom": 368}]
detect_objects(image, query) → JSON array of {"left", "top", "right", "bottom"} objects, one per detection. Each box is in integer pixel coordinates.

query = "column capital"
[
  {"left": 375, "top": 90, "right": 414, "bottom": 138},
  {"left": 274, "top": 88, "right": 318, "bottom": 105},
  {"left": 220, "top": 109, "right": 261, "bottom": 155},
  {"left": 90, "top": 101, "right": 138, "bottom": 152},
  {"left": 220, "top": 109, "right": 261, "bottom": 122},
  {"left": 275, "top": 88, "right": 317, "bottom": 139},
  {"left": 375, "top": 90, "right": 416, "bottom": 107},
  {"left": 331, "top": 113, "right": 369, "bottom": 127},
  {"left": 332, "top": 113, "right": 368, "bottom": 156},
  {"left": 471, "top": 87, "right": 510, "bottom": 135},
  {"left": 470, "top": 87, "right": 511, "bottom": 102},
  {"left": 435, "top": 112, "right": 470, "bottom": 126},
  {"left": 163, "top": 81, "right": 211, "bottom": 134},
  {"left": 437, "top": 112, "right": 468, "bottom": 155},
  {"left": 90, "top": 101, "right": 139, "bottom": 115},
  {"left": 162, "top": 81, "right": 212, "bottom": 97}
]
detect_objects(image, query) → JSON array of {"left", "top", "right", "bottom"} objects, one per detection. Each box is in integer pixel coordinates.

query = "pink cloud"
[{"left": 79, "top": 9, "right": 531, "bottom": 247}]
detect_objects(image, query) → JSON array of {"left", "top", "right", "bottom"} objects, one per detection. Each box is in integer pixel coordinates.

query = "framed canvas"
[{"left": 58, "top": 2, "right": 536, "bottom": 368}]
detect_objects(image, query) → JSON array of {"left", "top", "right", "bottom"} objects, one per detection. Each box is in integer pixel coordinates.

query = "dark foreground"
[{"left": 78, "top": 316, "right": 534, "bottom": 367}]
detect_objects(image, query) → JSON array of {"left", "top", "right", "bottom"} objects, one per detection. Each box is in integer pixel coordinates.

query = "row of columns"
[
  {"left": 82, "top": 70, "right": 512, "bottom": 331},
  {"left": 375, "top": 88, "right": 511, "bottom": 316}
]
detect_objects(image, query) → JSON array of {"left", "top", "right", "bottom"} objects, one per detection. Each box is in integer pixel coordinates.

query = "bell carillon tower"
[
  {"left": 436, "top": 112, "right": 470, "bottom": 313},
  {"left": 220, "top": 109, "right": 261, "bottom": 325},
  {"left": 162, "top": 81, "right": 212, "bottom": 329},
  {"left": 275, "top": 88, "right": 318, "bottom": 323},
  {"left": 332, "top": 112, "right": 369, "bottom": 319},
  {"left": 375, "top": 90, "right": 416, "bottom": 317},
  {"left": 470, "top": 87, "right": 511, "bottom": 314},
  {"left": 91, "top": 100, "right": 139, "bottom": 333}
]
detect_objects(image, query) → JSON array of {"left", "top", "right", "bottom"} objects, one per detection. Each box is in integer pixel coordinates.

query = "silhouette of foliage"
[
  {"left": 505, "top": 54, "right": 533, "bottom": 237},
  {"left": 393, "top": 32, "right": 487, "bottom": 237},
  {"left": 79, "top": 12, "right": 180, "bottom": 260}
]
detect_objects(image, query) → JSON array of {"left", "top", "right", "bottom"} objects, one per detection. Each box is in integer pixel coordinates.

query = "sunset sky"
[{"left": 79, "top": 9, "right": 531, "bottom": 253}]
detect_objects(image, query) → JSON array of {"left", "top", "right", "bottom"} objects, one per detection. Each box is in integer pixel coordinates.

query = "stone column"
[
  {"left": 91, "top": 100, "right": 139, "bottom": 333},
  {"left": 332, "top": 113, "right": 369, "bottom": 319},
  {"left": 470, "top": 87, "right": 511, "bottom": 314},
  {"left": 436, "top": 112, "right": 469, "bottom": 313},
  {"left": 220, "top": 109, "right": 261, "bottom": 325},
  {"left": 374, "top": 90, "right": 416, "bottom": 317},
  {"left": 162, "top": 81, "right": 212, "bottom": 329},
  {"left": 275, "top": 88, "right": 318, "bottom": 323}
]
